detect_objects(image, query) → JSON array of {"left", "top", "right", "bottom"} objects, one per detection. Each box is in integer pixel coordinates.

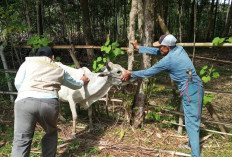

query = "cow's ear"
[
  {"left": 101, "top": 66, "right": 106, "bottom": 71},
  {"left": 98, "top": 72, "right": 110, "bottom": 77}
]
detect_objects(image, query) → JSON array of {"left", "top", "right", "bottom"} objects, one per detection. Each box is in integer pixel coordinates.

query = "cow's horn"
[{"left": 106, "top": 62, "right": 111, "bottom": 71}]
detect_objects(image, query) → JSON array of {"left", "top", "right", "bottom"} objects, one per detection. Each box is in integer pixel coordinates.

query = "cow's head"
[{"left": 98, "top": 62, "right": 136, "bottom": 86}]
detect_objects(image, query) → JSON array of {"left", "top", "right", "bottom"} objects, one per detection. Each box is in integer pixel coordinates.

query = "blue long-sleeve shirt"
[
  {"left": 14, "top": 62, "right": 84, "bottom": 102},
  {"left": 131, "top": 45, "right": 202, "bottom": 91}
]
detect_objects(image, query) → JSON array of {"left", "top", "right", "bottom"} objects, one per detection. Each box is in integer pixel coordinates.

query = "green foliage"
[
  {"left": 212, "top": 37, "right": 225, "bottom": 46},
  {"left": 226, "top": 37, "right": 232, "bottom": 43},
  {"left": 55, "top": 57, "right": 61, "bottom": 62},
  {"left": 200, "top": 65, "right": 220, "bottom": 105},
  {"left": 212, "top": 36, "right": 232, "bottom": 46},
  {"left": 200, "top": 65, "right": 220, "bottom": 83},
  {"left": 69, "top": 140, "right": 80, "bottom": 150},
  {"left": 145, "top": 111, "right": 161, "bottom": 121},
  {"left": 0, "top": 3, "right": 28, "bottom": 41},
  {"left": 203, "top": 94, "right": 214, "bottom": 105},
  {"left": 85, "top": 146, "right": 100, "bottom": 156},
  {"left": 92, "top": 40, "right": 124, "bottom": 72},
  {"left": 27, "top": 34, "right": 52, "bottom": 50}
]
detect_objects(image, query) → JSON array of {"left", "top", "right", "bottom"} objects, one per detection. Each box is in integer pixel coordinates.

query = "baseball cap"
[
  {"left": 36, "top": 46, "right": 54, "bottom": 57},
  {"left": 153, "top": 34, "right": 177, "bottom": 47}
]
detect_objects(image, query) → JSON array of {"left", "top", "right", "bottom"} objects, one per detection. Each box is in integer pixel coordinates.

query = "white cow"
[{"left": 57, "top": 62, "right": 129, "bottom": 137}]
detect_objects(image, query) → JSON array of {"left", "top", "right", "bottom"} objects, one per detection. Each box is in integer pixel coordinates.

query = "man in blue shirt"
[
  {"left": 12, "top": 46, "right": 89, "bottom": 157},
  {"left": 121, "top": 34, "right": 204, "bottom": 157}
]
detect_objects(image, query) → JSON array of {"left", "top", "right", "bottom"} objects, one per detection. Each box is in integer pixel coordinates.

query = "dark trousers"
[{"left": 11, "top": 98, "right": 59, "bottom": 157}]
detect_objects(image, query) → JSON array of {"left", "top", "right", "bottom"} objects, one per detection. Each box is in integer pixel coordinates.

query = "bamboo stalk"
[
  {"left": 0, "top": 91, "right": 17, "bottom": 95},
  {"left": 16, "top": 43, "right": 232, "bottom": 50},
  {"left": 0, "top": 69, "right": 17, "bottom": 73}
]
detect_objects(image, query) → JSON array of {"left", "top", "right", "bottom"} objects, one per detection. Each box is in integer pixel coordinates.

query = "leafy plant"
[
  {"left": 212, "top": 36, "right": 232, "bottom": 46},
  {"left": 212, "top": 37, "right": 225, "bottom": 46},
  {"left": 145, "top": 111, "right": 161, "bottom": 121},
  {"left": 92, "top": 40, "right": 124, "bottom": 72},
  {"left": 27, "top": 34, "right": 52, "bottom": 50},
  {"left": 200, "top": 65, "right": 220, "bottom": 83},
  {"left": 68, "top": 140, "right": 80, "bottom": 150},
  {"left": 85, "top": 146, "right": 100, "bottom": 156},
  {"left": 200, "top": 65, "right": 220, "bottom": 105}
]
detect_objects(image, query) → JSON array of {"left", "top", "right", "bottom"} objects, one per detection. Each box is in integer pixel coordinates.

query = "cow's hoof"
[{"left": 72, "top": 133, "right": 78, "bottom": 139}]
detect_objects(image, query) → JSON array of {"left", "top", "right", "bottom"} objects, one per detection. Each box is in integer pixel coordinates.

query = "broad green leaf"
[
  {"left": 96, "top": 57, "right": 102, "bottom": 62},
  {"left": 203, "top": 94, "right": 214, "bottom": 105},
  {"left": 98, "top": 64, "right": 104, "bottom": 70},
  {"left": 202, "top": 65, "right": 208, "bottom": 70},
  {"left": 101, "top": 46, "right": 106, "bottom": 52},
  {"left": 93, "top": 60, "right": 97, "bottom": 70},
  {"left": 212, "top": 72, "right": 220, "bottom": 78},
  {"left": 103, "top": 57, "right": 107, "bottom": 63},
  {"left": 226, "top": 37, "right": 232, "bottom": 43},
  {"left": 111, "top": 41, "right": 119, "bottom": 49},
  {"left": 200, "top": 69, "right": 206, "bottom": 76},
  {"left": 105, "top": 45, "right": 111, "bottom": 54},
  {"left": 202, "top": 76, "right": 211, "bottom": 83},
  {"left": 212, "top": 37, "right": 225, "bottom": 46},
  {"left": 155, "top": 114, "right": 160, "bottom": 121},
  {"left": 104, "top": 40, "right": 110, "bottom": 46}
]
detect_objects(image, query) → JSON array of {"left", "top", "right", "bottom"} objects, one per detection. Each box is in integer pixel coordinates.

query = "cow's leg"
[
  {"left": 68, "top": 98, "right": 78, "bottom": 138},
  {"left": 88, "top": 106, "right": 93, "bottom": 131}
]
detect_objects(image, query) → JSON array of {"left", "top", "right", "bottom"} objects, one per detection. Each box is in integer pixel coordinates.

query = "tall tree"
[
  {"left": 55, "top": 0, "right": 81, "bottom": 68},
  {"left": 206, "top": 0, "right": 215, "bottom": 41},
  {"left": 223, "top": 0, "right": 232, "bottom": 36},
  {"left": 36, "top": 0, "right": 43, "bottom": 36},
  {"left": 80, "top": 0, "right": 95, "bottom": 62},
  {"left": 189, "top": 0, "right": 195, "bottom": 41},
  {"left": 213, "top": 0, "right": 219, "bottom": 37},
  {"left": 131, "top": 0, "right": 154, "bottom": 128},
  {"left": 23, "top": 0, "right": 31, "bottom": 38}
]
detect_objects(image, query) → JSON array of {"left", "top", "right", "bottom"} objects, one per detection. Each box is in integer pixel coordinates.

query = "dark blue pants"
[{"left": 182, "top": 82, "right": 204, "bottom": 157}]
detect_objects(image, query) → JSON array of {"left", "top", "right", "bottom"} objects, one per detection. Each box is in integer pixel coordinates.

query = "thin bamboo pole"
[{"left": 16, "top": 43, "right": 232, "bottom": 50}]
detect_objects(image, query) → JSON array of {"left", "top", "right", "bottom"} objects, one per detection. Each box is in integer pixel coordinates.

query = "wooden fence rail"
[{"left": 17, "top": 43, "right": 232, "bottom": 49}]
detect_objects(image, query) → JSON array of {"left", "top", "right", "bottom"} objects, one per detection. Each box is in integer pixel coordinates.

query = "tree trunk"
[
  {"left": 0, "top": 46, "right": 14, "bottom": 103},
  {"left": 36, "top": 0, "right": 43, "bottom": 36},
  {"left": 189, "top": 0, "right": 195, "bottom": 41},
  {"left": 206, "top": 0, "right": 215, "bottom": 41},
  {"left": 23, "top": 0, "right": 31, "bottom": 38},
  {"left": 178, "top": 0, "right": 183, "bottom": 42},
  {"left": 223, "top": 0, "right": 232, "bottom": 36},
  {"left": 157, "top": 13, "right": 170, "bottom": 34},
  {"left": 125, "top": 0, "right": 138, "bottom": 123},
  {"left": 80, "top": 0, "right": 95, "bottom": 62},
  {"left": 132, "top": 0, "right": 154, "bottom": 128},
  {"left": 127, "top": 0, "right": 137, "bottom": 71},
  {"left": 55, "top": 0, "right": 81, "bottom": 68},
  {"left": 212, "top": 0, "right": 219, "bottom": 37}
]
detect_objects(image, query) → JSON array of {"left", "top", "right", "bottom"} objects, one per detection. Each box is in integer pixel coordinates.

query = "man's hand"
[
  {"left": 121, "top": 69, "right": 131, "bottom": 81},
  {"left": 80, "top": 74, "right": 90, "bottom": 84},
  {"left": 130, "top": 40, "right": 140, "bottom": 50}
]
